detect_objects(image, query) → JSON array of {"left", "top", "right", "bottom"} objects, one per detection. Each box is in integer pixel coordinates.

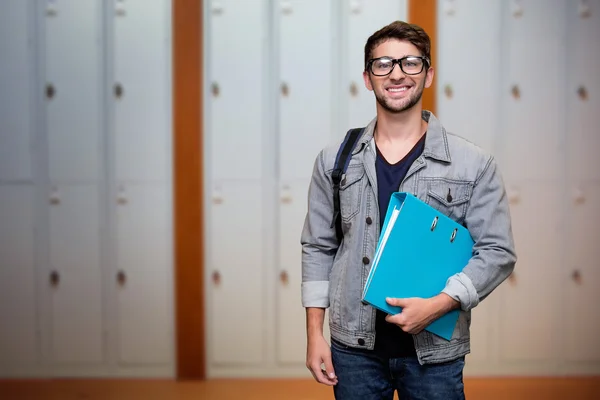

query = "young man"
[{"left": 301, "top": 21, "right": 517, "bottom": 399}]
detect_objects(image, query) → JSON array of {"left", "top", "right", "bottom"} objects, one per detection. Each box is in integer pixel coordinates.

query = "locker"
[
  {"left": 343, "top": 0, "right": 407, "bottom": 132},
  {"left": 566, "top": 0, "right": 600, "bottom": 182},
  {"left": 278, "top": 0, "right": 335, "bottom": 181},
  {"left": 498, "top": 0, "right": 566, "bottom": 181},
  {"left": 436, "top": 0, "right": 502, "bottom": 154},
  {"left": 208, "top": 0, "right": 267, "bottom": 181},
  {"left": 208, "top": 181, "right": 266, "bottom": 365},
  {"left": 44, "top": 0, "right": 103, "bottom": 183},
  {"left": 113, "top": 0, "right": 171, "bottom": 182},
  {"left": 47, "top": 184, "right": 104, "bottom": 364},
  {"left": 0, "top": 185, "right": 37, "bottom": 370},
  {"left": 276, "top": 179, "right": 331, "bottom": 365},
  {"left": 497, "top": 182, "right": 561, "bottom": 362},
  {"left": 0, "top": 0, "right": 34, "bottom": 182},
  {"left": 564, "top": 184, "right": 600, "bottom": 362},
  {"left": 115, "top": 184, "right": 173, "bottom": 365}
]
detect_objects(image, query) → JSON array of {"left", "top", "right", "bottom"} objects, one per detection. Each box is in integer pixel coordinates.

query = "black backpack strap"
[{"left": 331, "top": 127, "right": 365, "bottom": 242}]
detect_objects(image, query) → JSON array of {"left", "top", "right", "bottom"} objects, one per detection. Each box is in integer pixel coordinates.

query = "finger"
[
  {"left": 386, "top": 297, "right": 407, "bottom": 307},
  {"left": 310, "top": 362, "right": 335, "bottom": 386},
  {"left": 322, "top": 356, "right": 337, "bottom": 381}
]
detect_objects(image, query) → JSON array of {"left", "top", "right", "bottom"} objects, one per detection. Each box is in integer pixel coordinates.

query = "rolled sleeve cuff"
[
  {"left": 301, "top": 281, "right": 330, "bottom": 308},
  {"left": 441, "top": 272, "right": 480, "bottom": 312}
]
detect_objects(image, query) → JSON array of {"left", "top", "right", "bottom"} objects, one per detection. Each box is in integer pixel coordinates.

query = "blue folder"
[{"left": 362, "top": 192, "right": 474, "bottom": 341}]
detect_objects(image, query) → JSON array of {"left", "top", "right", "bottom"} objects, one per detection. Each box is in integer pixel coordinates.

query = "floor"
[{"left": 1, "top": 377, "right": 600, "bottom": 400}]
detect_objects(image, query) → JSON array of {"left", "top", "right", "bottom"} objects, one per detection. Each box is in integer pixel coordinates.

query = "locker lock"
[
  {"left": 50, "top": 271, "right": 60, "bottom": 287},
  {"left": 572, "top": 270, "right": 582, "bottom": 284},
  {"left": 579, "top": 1, "right": 591, "bottom": 18},
  {"left": 577, "top": 86, "right": 588, "bottom": 101},
  {"left": 46, "top": 84, "right": 56, "bottom": 100},
  {"left": 211, "top": 82, "right": 220, "bottom": 97},
  {"left": 350, "top": 82, "right": 358, "bottom": 97},
  {"left": 281, "top": 82, "right": 289, "bottom": 97},
  {"left": 212, "top": 271, "right": 221, "bottom": 286},
  {"left": 279, "top": 270, "right": 289, "bottom": 285},
  {"left": 511, "top": 85, "right": 521, "bottom": 100},
  {"left": 114, "top": 83, "right": 124, "bottom": 99},
  {"left": 117, "top": 270, "right": 127, "bottom": 286},
  {"left": 444, "top": 84, "right": 453, "bottom": 99}
]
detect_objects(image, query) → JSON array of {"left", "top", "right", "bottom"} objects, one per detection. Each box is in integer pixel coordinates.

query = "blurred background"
[{"left": 1, "top": 0, "right": 599, "bottom": 397}]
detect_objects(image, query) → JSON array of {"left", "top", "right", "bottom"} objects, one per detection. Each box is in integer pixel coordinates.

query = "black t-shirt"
[{"left": 373, "top": 132, "right": 426, "bottom": 358}]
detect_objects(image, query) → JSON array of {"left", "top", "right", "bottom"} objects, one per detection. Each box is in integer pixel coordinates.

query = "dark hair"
[{"left": 364, "top": 21, "right": 431, "bottom": 71}]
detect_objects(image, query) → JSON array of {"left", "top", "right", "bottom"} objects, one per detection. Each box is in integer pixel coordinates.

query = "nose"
[{"left": 389, "top": 61, "right": 405, "bottom": 80}]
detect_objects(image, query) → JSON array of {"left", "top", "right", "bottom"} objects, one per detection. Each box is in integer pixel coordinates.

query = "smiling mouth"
[{"left": 386, "top": 86, "right": 410, "bottom": 94}]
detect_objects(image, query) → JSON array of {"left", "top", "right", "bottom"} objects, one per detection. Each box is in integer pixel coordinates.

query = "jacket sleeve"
[
  {"left": 441, "top": 156, "right": 517, "bottom": 311},
  {"left": 301, "top": 150, "right": 339, "bottom": 308}
]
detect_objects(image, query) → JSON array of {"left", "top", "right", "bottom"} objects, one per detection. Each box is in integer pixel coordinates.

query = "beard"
[{"left": 372, "top": 77, "right": 426, "bottom": 113}]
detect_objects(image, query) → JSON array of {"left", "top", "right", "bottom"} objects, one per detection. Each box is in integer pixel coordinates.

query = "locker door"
[
  {"left": 47, "top": 185, "right": 104, "bottom": 364},
  {"left": 343, "top": 0, "right": 407, "bottom": 132},
  {"left": 115, "top": 185, "right": 173, "bottom": 366},
  {"left": 44, "top": 0, "right": 103, "bottom": 183},
  {"left": 208, "top": 0, "right": 267, "bottom": 181},
  {"left": 113, "top": 0, "right": 170, "bottom": 182},
  {"left": 207, "top": 182, "right": 265, "bottom": 365},
  {"left": 0, "top": 0, "right": 33, "bottom": 182},
  {"left": 275, "top": 0, "right": 335, "bottom": 365},
  {"left": 564, "top": 184, "right": 600, "bottom": 362},
  {"left": 437, "top": 0, "right": 502, "bottom": 154},
  {"left": 0, "top": 186, "right": 37, "bottom": 373},
  {"left": 566, "top": 0, "right": 600, "bottom": 182},
  {"left": 497, "top": 183, "right": 561, "bottom": 362},
  {"left": 498, "top": 0, "right": 566, "bottom": 181}
]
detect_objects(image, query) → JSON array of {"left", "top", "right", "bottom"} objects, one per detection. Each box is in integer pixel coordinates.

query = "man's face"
[{"left": 363, "top": 39, "right": 434, "bottom": 114}]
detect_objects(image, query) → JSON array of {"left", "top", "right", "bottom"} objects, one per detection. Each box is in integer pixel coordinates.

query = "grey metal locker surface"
[
  {"left": 276, "top": 179, "right": 309, "bottom": 364},
  {"left": 0, "top": 0, "right": 34, "bottom": 182},
  {"left": 343, "top": 0, "right": 407, "bottom": 133},
  {"left": 207, "top": 0, "right": 267, "bottom": 181},
  {"left": 498, "top": 0, "right": 566, "bottom": 182},
  {"left": 566, "top": 0, "right": 600, "bottom": 182},
  {"left": 497, "top": 183, "right": 561, "bottom": 362},
  {"left": 564, "top": 184, "right": 600, "bottom": 362},
  {"left": 47, "top": 184, "right": 104, "bottom": 364},
  {"left": 43, "top": 0, "right": 104, "bottom": 183},
  {"left": 207, "top": 181, "right": 265, "bottom": 365},
  {"left": 113, "top": 0, "right": 171, "bottom": 182},
  {"left": 114, "top": 184, "right": 173, "bottom": 366},
  {"left": 277, "top": 0, "right": 334, "bottom": 181},
  {"left": 436, "top": 0, "right": 502, "bottom": 155},
  {"left": 0, "top": 185, "right": 37, "bottom": 371}
]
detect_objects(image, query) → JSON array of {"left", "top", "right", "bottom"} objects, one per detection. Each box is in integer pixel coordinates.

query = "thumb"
[
  {"left": 322, "top": 354, "right": 336, "bottom": 380},
  {"left": 386, "top": 297, "right": 408, "bottom": 308}
]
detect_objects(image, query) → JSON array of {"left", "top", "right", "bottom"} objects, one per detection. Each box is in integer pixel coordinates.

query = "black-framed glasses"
[{"left": 367, "top": 56, "right": 429, "bottom": 76}]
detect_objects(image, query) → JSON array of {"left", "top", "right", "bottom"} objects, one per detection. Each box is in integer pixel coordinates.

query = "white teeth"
[{"left": 388, "top": 87, "right": 408, "bottom": 92}]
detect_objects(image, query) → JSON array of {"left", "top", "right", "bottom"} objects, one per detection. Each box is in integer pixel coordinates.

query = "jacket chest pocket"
[
  {"left": 425, "top": 179, "right": 473, "bottom": 223},
  {"left": 339, "top": 165, "right": 364, "bottom": 223}
]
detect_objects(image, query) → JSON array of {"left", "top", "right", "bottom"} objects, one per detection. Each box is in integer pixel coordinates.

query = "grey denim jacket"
[{"left": 301, "top": 111, "right": 517, "bottom": 365}]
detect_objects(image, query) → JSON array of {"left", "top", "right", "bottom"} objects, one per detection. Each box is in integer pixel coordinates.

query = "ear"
[
  {"left": 424, "top": 66, "right": 435, "bottom": 89},
  {"left": 363, "top": 70, "right": 374, "bottom": 91}
]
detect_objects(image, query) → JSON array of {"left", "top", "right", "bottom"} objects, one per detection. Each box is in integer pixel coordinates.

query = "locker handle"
[
  {"left": 350, "top": 82, "right": 358, "bottom": 97},
  {"left": 114, "top": 83, "right": 124, "bottom": 99},
  {"left": 572, "top": 270, "right": 582, "bottom": 284},
  {"left": 212, "top": 271, "right": 221, "bottom": 286},
  {"left": 46, "top": 84, "right": 56, "bottom": 100},
  {"left": 50, "top": 271, "right": 60, "bottom": 287},
  {"left": 281, "top": 82, "right": 289, "bottom": 97},
  {"left": 117, "top": 270, "right": 127, "bottom": 286},
  {"left": 444, "top": 84, "right": 453, "bottom": 99},
  {"left": 212, "top": 82, "right": 220, "bottom": 97},
  {"left": 511, "top": 85, "right": 521, "bottom": 100},
  {"left": 577, "top": 86, "right": 588, "bottom": 101},
  {"left": 279, "top": 270, "right": 289, "bottom": 285}
]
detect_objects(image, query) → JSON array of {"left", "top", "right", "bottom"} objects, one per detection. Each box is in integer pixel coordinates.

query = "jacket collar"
[{"left": 356, "top": 110, "right": 452, "bottom": 163}]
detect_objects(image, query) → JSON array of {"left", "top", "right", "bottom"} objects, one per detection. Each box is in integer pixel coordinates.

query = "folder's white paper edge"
[{"left": 362, "top": 202, "right": 403, "bottom": 297}]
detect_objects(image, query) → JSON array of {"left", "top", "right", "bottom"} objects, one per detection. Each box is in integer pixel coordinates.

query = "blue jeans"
[{"left": 331, "top": 339, "right": 466, "bottom": 400}]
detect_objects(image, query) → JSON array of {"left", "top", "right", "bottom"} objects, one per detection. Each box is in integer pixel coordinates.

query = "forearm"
[{"left": 306, "top": 307, "right": 326, "bottom": 340}]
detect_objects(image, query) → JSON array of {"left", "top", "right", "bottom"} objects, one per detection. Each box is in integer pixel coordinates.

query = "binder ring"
[
  {"left": 450, "top": 228, "right": 458, "bottom": 243},
  {"left": 430, "top": 216, "right": 438, "bottom": 231}
]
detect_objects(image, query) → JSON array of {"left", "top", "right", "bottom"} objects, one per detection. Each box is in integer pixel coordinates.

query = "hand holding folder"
[{"left": 362, "top": 192, "right": 475, "bottom": 341}]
